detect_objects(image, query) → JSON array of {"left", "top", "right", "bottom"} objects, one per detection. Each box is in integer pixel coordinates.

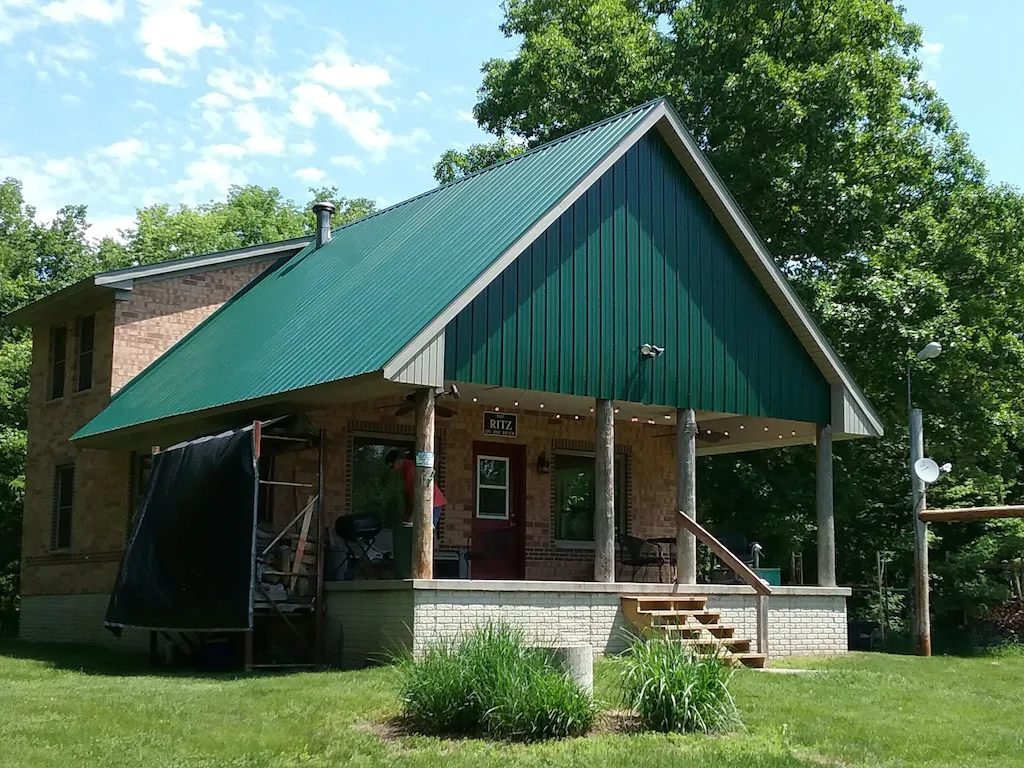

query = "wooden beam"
[
  {"left": 756, "top": 594, "right": 769, "bottom": 656},
  {"left": 816, "top": 424, "right": 836, "bottom": 587},
  {"left": 675, "top": 408, "right": 697, "bottom": 585},
  {"left": 412, "top": 387, "right": 435, "bottom": 579},
  {"left": 594, "top": 398, "right": 615, "bottom": 583},
  {"left": 920, "top": 505, "right": 1024, "bottom": 522}
]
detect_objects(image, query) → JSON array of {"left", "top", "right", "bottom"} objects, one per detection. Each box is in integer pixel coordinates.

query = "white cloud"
[
  {"left": 293, "top": 166, "right": 325, "bottom": 183},
  {"left": 101, "top": 138, "right": 146, "bottom": 164},
  {"left": 920, "top": 40, "right": 943, "bottom": 69},
  {"left": 39, "top": 0, "right": 123, "bottom": 24},
  {"left": 206, "top": 68, "right": 283, "bottom": 100},
  {"left": 951, "top": 13, "right": 968, "bottom": 24},
  {"left": 44, "top": 41, "right": 93, "bottom": 60},
  {"left": 205, "top": 142, "right": 247, "bottom": 159},
  {"left": 231, "top": 103, "right": 285, "bottom": 155},
  {"left": 331, "top": 154, "right": 364, "bottom": 173},
  {"left": 197, "top": 91, "right": 231, "bottom": 108},
  {"left": 455, "top": 109, "right": 475, "bottom": 123},
  {"left": 412, "top": 90, "right": 431, "bottom": 105},
  {"left": 173, "top": 152, "right": 245, "bottom": 202},
  {"left": 289, "top": 140, "right": 316, "bottom": 157},
  {"left": 88, "top": 213, "right": 135, "bottom": 242},
  {"left": 137, "top": 0, "right": 226, "bottom": 71},
  {"left": 289, "top": 82, "right": 394, "bottom": 152},
  {"left": 305, "top": 45, "right": 391, "bottom": 103},
  {"left": 131, "top": 67, "right": 181, "bottom": 86}
]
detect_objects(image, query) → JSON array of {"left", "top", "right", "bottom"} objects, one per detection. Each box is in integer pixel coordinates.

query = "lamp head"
[{"left": 916, "top": 341, "right": 942, "bottom": 360}]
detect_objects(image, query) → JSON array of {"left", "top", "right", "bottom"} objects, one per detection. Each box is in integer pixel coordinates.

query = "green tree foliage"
[
  {"left": 0, "top": 180, "right": 373, "bottom": 632},
  {"left": 453, "top": 0, "right": 1024, "bottom": 634},
  {"left": 432, "top": 138, "right": 526, "bottom": 185}
]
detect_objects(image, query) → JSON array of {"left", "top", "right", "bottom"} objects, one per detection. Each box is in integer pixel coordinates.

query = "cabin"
[{"left": 8, "top": 99, "right": 880, "bottom": 669}]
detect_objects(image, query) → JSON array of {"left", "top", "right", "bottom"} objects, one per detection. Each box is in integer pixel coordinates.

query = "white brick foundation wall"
[
  {"left": 19, "top": 594, "right": 149, "bottom": 652},
  {"left": 325, "top": 580, "right": 850, "bottom": 667}
]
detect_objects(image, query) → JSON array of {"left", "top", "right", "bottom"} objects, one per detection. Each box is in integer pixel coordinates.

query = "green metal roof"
[{"left": 75, "top": 100, "right": 660, "bottom": 440}]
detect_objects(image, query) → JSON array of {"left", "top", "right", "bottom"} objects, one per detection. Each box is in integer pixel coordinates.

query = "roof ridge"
[{"left": 329, "top": 97, "right": 667, "bottom": 236}]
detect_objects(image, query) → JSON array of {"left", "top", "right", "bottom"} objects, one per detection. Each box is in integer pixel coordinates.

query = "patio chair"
[{"left": 616, "top": 534, "right": 671, "bottom": 582}]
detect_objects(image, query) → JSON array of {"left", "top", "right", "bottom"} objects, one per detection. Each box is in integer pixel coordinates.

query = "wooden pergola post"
[
  {"left": 910, "top": 407, "right": 931, "bottom": 656},
  {"left": 412, "top": 387, "right": 435, "bottom": 580},
  {"left": 594, "top": 398, "right": 615, "bottom": 583},
  {"left": 676, "top": 408, "right": 698, "bottom": 585},
  {"left": 816, "top": 423, "right": 837, "bottom": 588}
]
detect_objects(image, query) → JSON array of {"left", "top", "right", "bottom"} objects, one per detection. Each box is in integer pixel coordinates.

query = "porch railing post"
[
  {"left": 675, "top": 408, "right": 697, "bottom": 585},
  {"left": 412, "top": 387, "right": 435, "bottom": 580},
  {"left": 594, "top": 398, "right": 615, "bottom": 583},
  {"left": 816, "top": 423, "right": 837, "bottom": 588}
]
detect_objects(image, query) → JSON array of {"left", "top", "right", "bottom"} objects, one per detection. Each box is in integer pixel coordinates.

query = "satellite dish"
[{"left": 914, "top": 458, "right": 941, "bottom": 484}]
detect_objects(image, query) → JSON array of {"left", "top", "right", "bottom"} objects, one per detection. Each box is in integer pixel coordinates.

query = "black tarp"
[{"left": 106, "top": 427, "right": 257, "bottom": 631}]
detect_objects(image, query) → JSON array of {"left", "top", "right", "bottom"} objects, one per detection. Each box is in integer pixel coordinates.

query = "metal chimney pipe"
[{"left": 312, "top": 201, "right": 336, "bottom": 249}]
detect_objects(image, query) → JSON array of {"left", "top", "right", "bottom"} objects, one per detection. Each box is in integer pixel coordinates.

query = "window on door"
[
  {"left": 51, "top": 464, "right": 75, "bottom": 550},
  {"left": 75, "top": 314, "right": 95, "bottom": 392},
  {"left": 48, "top": 325, "right": 67, "bottom": 400},
  {"left": 476, "top": 456, "right": 510, "bottom": 519},
  {"left": 553, "top": 452, "right": 627, "bottom": 543}
]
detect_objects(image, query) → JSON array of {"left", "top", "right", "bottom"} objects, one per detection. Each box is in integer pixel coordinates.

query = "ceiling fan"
[{"left": 386, "top": 385, "right": 461, "bottom": 419}]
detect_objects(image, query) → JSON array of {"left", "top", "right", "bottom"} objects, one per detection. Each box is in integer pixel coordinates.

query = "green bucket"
[
  {"left": 754, "top": 567, "right": 781, "bottom": 586},
  {"left": 391, "top": 522, "right": 413, "bottom": 580}
]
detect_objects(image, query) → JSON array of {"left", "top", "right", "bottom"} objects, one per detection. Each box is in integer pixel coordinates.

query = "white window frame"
[{"left": 475, "top": 455, "right": 510, "bottom": 520}]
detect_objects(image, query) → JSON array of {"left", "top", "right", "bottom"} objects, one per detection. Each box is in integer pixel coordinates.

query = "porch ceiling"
[{"left": 452, "top": 382, "right": 819, "bottom": 456}]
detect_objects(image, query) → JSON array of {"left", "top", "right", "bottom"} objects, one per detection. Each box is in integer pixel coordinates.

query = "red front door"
[{"left": 470, "top": 441, "right": 525, "bottom": 580}]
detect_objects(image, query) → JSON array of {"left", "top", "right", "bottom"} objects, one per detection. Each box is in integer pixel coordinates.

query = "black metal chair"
[
  {"left": 334, "top": 512, "right": 383, "bottom": 580},
  {"left": 617, "top": 534, "right": 671, "bottom": 582}
]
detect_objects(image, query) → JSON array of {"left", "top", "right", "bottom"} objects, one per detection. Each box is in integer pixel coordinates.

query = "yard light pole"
[{"left": 908, "top": 341, "right": 941, "bottom": 657}]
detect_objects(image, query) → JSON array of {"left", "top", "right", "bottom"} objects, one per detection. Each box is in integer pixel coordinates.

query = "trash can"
[
  {"left": 753, "top": 567, "right": 781, "bottom": 586},
  {"left": 391, "top": 522, "right": 413, "bottom": 580}
]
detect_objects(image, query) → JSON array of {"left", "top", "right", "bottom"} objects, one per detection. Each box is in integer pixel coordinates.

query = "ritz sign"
[{"left": 483, "top": 411, "right": 517, "bottom": 438}]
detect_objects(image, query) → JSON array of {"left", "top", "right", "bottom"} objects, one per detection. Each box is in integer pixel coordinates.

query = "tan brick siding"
[
  {"left": 111, "top": 263, "right": 270, "bottom": 392},
  {"left": 20, "top": 262, "right": 271, "bottom": 602}
]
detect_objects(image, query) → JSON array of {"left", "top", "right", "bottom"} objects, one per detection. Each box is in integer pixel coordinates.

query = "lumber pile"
[{"left": 984, "top": 598, "right": 1024, "bottom": 636}]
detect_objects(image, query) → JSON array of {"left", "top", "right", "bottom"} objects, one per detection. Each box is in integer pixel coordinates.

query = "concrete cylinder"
[{"left": 541, "top": 644, "right": 594, "bottom": 694}]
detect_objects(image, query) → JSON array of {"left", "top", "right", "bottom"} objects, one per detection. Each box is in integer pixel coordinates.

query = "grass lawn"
[{"left": 1, "top": 642, "right": 1022, "bottom": 767}]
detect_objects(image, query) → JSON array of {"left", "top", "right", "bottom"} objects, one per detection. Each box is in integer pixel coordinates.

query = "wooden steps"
[{"left": 621, "top": 595, "right": 766, "bottom": 669}]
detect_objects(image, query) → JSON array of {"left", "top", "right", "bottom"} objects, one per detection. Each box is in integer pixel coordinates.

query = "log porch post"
[
  {"left": 676, "top": 408, "right": 698, "bottom": 585},
  {"left": 594, "top": 398, "right": 616, "bottom": 583},
  {"left": 816, "top": 423, "right": 837, "bottom": 588},
  {"left": 412, "top": 387, "right": 435, "bottom": 579}
]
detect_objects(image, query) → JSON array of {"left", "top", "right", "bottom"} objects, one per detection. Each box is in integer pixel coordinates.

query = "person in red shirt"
[{"left": 385, "top": 449, "right": 446, "bottom": 534}]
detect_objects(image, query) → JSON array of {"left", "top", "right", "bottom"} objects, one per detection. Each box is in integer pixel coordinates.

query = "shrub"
[
  {"left": 397, "top": 624, "right": 597, "bottom": 740},
  {"left": 620, "top": 636, "right": 742, "bottom": 734}
]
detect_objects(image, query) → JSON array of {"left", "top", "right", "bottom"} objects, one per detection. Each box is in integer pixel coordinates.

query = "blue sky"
[{"left": 0, "top": 1, "right": 1019, "bottom": 241}]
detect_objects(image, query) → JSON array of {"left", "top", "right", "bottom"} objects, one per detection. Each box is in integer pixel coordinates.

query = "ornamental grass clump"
[
  {"left": 620, "top": 636, "right": 742, "bottom": 734},
  {"left": 397, "top": 624, "right": 597, "bottom": 741}
]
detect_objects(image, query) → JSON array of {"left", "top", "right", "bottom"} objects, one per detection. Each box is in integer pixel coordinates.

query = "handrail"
[
  {"left": 676, "top": 511, "right": 773, "bottom": 596},
  {"left": 920, "top": 505, "right": 1024, "bottom": 522}
]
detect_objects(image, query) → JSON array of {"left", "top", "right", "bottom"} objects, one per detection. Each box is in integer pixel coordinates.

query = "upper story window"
[
  {"left": 51, "top": 464, "right": 75, "bottom": 550},
  {"left": 553, "top": 451, "right": 627, "bottom": 543},
  {"left": 75, "top": 314, "right": 95, "bottom": 392},
  {"left": 48, "top": 325, "right": 68, "bottom": 400}
]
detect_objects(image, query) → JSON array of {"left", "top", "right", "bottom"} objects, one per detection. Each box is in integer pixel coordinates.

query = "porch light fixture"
[
  {"left": 514, "top": 401, "right": 519, "bottom": 407},
  {"left": 472, "top": 397, "right": 478, "bottom": 403},
  {"left": 536, "top": 452, "right": 550, "bottom": 474},
  {"left": 917, "top": 341, "right": 942, "bottom": 360}
]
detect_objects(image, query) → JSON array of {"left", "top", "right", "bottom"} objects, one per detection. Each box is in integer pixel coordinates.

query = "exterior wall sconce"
[{"left": 536, "top": 452, "right": 551, "bottom": 474}]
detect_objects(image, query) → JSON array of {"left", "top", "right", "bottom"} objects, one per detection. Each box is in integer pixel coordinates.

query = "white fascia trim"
[
  {"left": 656, "top": 105, "right": 883, "bottom": 437},
  {"left": 382, "top": 105, "right": 667, "bottom": 382},
  {"left": 94, "top": 237, "right": 312, "bottom": 287}
]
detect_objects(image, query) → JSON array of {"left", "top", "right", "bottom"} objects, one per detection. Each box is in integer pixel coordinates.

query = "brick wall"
[
  {"left": 20, "top": 262, "right": 272, "bottom": 603},
  {"left": 19, "top": 594, "right": 149, "bottom": 652},
  {"left": 274, "top": 397, "right": 682, "bottom": 582},
  {"left": 325, "top": 581, "right": 850, "bottom": 667}
]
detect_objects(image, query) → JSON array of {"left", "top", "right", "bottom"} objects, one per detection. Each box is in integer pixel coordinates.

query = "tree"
[
  {"left": 432, "top": 139, "right": 526, "bottom": 185},
  {"left": 449, "top": 0, "right": 1024, "bottom": 637}
]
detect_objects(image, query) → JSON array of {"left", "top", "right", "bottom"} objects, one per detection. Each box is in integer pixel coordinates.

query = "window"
[
  {"left": 51, "top": 464, "right": 75, "bottom": 550},
  {"left": 128, "top": 452, "right": 153, "bottom": 524},
  {"left": 350, "top": 435, "right": 414, "bottom": 528},
  {"left": 48, "top": 325, "right": 67, "bottom": 400},
  {"left": 553, "top": 452, "right": 627, "bottom": 543},
  {"left": 476, "top": 456, "right": 509, "bottom": 519},
  {"left": 75, "top": 314, "right": 95, "bottom": 392}
]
